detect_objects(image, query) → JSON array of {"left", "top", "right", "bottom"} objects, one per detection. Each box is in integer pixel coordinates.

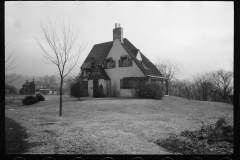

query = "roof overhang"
[
  {"left": 147, "top": 75, "right": 168, "bottom": 80},
  {"left": 81, "top": 62, "right": 92, "bottom": 69}
]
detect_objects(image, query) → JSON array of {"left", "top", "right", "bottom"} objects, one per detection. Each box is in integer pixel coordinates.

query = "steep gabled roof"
[
  {"left": 81, "top": 38, "right": 166, "bottom": 79},
  {"left": 122, "top": 38, "right": 165, "bottom": 78},
  {"left": 96, "top": 65, "right": 110, "bottom": 80},
  {"left": 88, "top": 65, "right": 110, "bottom": 80},
  {"left": 83, "top": 41, "right": 113, "bottom": 65},
  {"left": 22, "top": 82, "right": 32, "bottom": 86}
]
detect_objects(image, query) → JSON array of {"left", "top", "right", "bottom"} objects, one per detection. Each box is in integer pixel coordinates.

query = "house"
[
  {"left": 19, "top": 79, "right": 50, "bottom": 95},
  {"left": 81, "top": 23, "right": 168, "bottom": 97}
]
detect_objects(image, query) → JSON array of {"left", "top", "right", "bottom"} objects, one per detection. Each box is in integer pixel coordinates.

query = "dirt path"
[{"left": 5, "top": 96, "right": 233, "bottom": 154}]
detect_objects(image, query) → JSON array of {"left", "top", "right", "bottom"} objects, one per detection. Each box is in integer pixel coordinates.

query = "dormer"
[
  {"left": 136, "top": 49, "right": 148, "bottom": 68},
  {"left": 136, "top": 49, "right": 142, "bottom": 61}
]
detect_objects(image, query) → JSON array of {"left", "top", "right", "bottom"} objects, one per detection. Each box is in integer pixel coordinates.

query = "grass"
[{"left": 5, "top": 95, "right": 233, "bottom": 154}]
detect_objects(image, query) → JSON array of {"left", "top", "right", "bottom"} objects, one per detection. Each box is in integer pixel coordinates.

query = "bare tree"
[
  {"left": 181, "top": 80, "right": 193, "bottom": 100},
  {"left": 35, "top": 18, "right": 86, "bottom": 116},
  {"left": 155, "top": 59, "right": 183, "bottom": 95},
  {"left": 155, "top": 59, "right": 183, "bottom": 83},
  {"left": 208, "top": 69, "right": 233, "bottom": 102},
  {"left": 192, "top": 74, "right": 213, "bottom": 101},
  {"left": 5, "top": 43, "right": 20, "bottom": 85},
  {"left": 39, "top": 75, "right": 58, "bottom": 87}
]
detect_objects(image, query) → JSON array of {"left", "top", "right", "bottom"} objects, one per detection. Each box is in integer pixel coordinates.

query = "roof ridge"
[{"left": 94, "top": 41, "right": 113, "bottom": 46}]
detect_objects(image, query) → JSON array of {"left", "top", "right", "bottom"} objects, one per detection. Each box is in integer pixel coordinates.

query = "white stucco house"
[{"left": 81, "top": 23, "right": 168, "bottom": 97}]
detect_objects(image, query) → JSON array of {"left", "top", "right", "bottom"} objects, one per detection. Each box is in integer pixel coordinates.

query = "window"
[
  {"left": 151, "top": 79, "right": 157, "bottom": 82},
  {"left": 120, "top": 79, "right": 123, "bottom": 89},
  {"left": 102, "top": 57, "right": 116, "bottom": 69},
  {"left": 119, "top": 55, "right": 132, "bottom": 67},
  {"left": 121, "top": 77, "right": 147, "bottom": 89}
]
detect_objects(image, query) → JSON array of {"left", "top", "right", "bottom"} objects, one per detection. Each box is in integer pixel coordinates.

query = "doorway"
[{"left": 93, "top": 79, "right": 99, "bottom": 94}]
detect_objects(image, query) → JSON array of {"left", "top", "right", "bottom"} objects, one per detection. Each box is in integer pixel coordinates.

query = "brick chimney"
[{"left": 113, "top": 23, "right": 123, "bottom": 43}]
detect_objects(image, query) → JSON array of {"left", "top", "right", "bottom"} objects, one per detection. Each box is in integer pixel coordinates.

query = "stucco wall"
[
  {"left": 87, "top": 80, "right": 93, "bottom": 97},
  {"left": 105, "top": 39, "right": 145, "bottom": 97}
]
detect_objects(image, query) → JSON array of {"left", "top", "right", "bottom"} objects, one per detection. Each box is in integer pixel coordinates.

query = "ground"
[{"left": 5, "top": 95, "right": 233, "bottom": 154}]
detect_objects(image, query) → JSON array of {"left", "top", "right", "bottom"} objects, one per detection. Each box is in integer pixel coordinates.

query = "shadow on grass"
[{"left": 5, "top": 117, "right": 43, "bottom": 154}]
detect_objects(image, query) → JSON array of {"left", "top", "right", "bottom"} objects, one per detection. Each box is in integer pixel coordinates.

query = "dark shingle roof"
[
  {"left": 83, "top": 41, "right": 113, "bottom": 65},
  {"left": 82, "top": 38, "right": 166, "bottom": 78},
  {"left": 96, "top": 65, "right": 110, "bottom": 80},
  {"left": 122, "top": 38, "right": 165, "bottom": 78},
  {"left": 22, "top": 82, "right": 32, "bottom": 86},
  {"left": 88, "top": 65, "right": 110, "bottom": 80}
]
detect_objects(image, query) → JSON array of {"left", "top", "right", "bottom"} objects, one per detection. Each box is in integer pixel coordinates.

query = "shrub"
[
  {"left": 134, "top": 81, "right": 166, "bottom": 100},
  {"left": 70, "top": 79, "right": 88, "bottom": 100},
  {"left": 93, "top": 84, "right": 104, "bottom": 98},
  {"left": 21, "top": 95, "right": 39, "bottom": 105},
  {"left": 36, "top": 93, "right": 45, "bottom": 101},
  {"left": 155, "top": 117, "right": 233, "bottom": 154}
]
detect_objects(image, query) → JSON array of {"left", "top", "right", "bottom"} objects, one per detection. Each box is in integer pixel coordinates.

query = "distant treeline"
[{"left": 168, "top": 69, "right": 233, "bottom": 104}]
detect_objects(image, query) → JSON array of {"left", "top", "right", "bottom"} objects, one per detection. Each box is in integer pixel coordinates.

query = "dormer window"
[
  {"left": 119, "top": 55, "right": 132, "bottom": 67},
  {"left": 136, "top": 50, "right": 142, "bottom": 61},
  {"left": 102, "top": 57, "right": 116, "bottom": 69}
]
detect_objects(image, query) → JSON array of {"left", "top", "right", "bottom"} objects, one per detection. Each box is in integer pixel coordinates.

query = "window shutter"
[
  {"left": 120, "top": 79, "right": 123, "bottom": 89},
  {"left": 129, "top": 58, "right": 132, "bottom": 66},
  {"left": 113, "top": 61, "right": 116, "bottom": 68}
]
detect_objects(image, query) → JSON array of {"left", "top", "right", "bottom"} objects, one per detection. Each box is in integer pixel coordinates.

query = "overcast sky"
[{"left": 5, "top": 1, "right": 233, "bottom": 80}]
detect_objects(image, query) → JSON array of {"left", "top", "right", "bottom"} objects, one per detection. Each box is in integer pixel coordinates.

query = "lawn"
[{"left": 5, "top": 95, "right": 233, "bottom": 154}]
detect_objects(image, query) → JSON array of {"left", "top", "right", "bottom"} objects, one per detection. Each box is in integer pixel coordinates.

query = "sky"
[{"left": 5, "top": 1, "right": 233, "bottom": 80}]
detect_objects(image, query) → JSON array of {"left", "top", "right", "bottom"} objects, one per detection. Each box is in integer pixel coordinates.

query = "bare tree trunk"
[{"left": 59, "top": 79, "right": 63, "bottom": 116}]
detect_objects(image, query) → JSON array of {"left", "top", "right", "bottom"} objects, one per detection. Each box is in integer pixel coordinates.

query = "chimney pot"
[{"left": 113, "top": 23, "right": 123, "bottom": 43}]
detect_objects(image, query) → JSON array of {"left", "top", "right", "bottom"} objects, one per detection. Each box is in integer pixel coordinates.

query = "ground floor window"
[
  {"left": 120, "top": 77, "right": 148, "bottom": 89},
  {"left": 120, "top": 79, "right": 123, "bottom": 89}
]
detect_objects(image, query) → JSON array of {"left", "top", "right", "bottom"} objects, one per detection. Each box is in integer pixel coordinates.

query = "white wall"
[
  {"left": 87, "top": 80, "right": 93, "bottom": 97},
  {"left": 105, "top": 39, "right": 145, "bottom": 97}
]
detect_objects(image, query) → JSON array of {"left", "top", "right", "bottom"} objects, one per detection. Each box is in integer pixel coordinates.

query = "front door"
[{"left": 93, "top": 79, "right": 99, "bottom": 94}]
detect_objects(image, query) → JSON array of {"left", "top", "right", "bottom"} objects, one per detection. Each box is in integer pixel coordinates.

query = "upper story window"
[
  {"left": 119, "top": 55, "right": 132, "bottom": 67},
  {"left": 83, "top": 69, "right": 91, "bottom": 78},
  {"left": 102, "top": 57, "right": 116, "bottom": 69}
]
